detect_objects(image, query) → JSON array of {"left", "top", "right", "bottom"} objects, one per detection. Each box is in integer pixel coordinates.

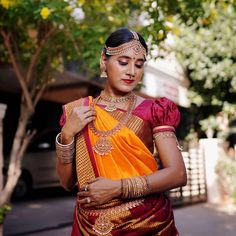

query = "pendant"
[
  {"left": 93, "top": 213, "right": 114, "bottom": 235},
  {"left": 93, "top": 137, "right": 113, "bottom": 156},
  {"left": 104, "top": 104, "right": 117, "bottom": 112}
]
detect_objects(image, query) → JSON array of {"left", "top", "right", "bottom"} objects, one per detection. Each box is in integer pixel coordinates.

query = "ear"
[{"left": 101, "top": 52, "right": 108, "bottom": 65}]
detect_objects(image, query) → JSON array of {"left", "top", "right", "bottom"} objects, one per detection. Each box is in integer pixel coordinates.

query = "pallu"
[{"left": 62, "top": 97, "right": 179, "bottom": 236}]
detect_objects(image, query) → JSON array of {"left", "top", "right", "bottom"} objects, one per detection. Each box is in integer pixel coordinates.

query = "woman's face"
[{"left": 103, "top": 49, "right": 146, "bottom": 96}]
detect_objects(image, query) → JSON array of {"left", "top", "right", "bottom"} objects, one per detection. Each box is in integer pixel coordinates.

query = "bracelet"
[
  {"left": 55, "top": 133, "right": 75, "bottom": 164},
  {"left": 121, "top": 176, "right": 151, "bottom": 199},
  {"left": 153, "top": 131, "right": 183, "bottom": 151}
]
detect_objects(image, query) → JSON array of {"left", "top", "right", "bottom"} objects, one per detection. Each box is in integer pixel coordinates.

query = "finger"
[
  {"left": 84, "top": 110, "right": 96, "bottom": 119},
  {"left": 73, "top": 106, "right": 91, "bottom": 116},
  {"left": 77, "top": 197, "right": 89, "bottom": 204},
  {"left": 77, "top": 196, "right": 94, "bottom": 205},
  {"left": 83, "top": 202, "right": 97, "bottom": 208},
  {"left": 77, "top": 191, "right": 89, "bottom": 197},
  {"left": 87, "top": 178, "right": 100, "bottom": 184},
  {"left": 83, "top": 116, "right": 96, "bottom": 125},
  {"left": 84, "top": 106, "right": 95, "bottom": 113},
  {"left": 80, "top": 184, "right": 89, "bottom": 192}
]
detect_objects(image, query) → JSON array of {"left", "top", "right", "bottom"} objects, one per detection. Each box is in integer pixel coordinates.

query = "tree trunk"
[
  {"left": 0, "top": 104, "right": 32, "bottom": 206},
  {"left": 0, "top": 223, "right": 3, "bottom": 236},
  {"left": 0, "top": 104, "right": 7, "bottom": 236}
]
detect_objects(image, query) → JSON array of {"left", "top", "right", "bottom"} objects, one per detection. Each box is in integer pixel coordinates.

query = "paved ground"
[{"left": 3, "top": 192, "right": 236, "bottom": 236}]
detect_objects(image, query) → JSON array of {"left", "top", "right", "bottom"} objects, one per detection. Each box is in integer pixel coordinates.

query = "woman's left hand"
[{"left": 77, "top": 177, "right": 121, "bottom": 208}]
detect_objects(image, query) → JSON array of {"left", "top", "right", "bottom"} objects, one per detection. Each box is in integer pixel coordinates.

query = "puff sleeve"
[{"left": 151, "top": 97, "right": 180, "bottom": 132}]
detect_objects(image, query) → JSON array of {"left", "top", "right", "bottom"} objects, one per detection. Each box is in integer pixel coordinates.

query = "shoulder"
[
  {"left": 151, "top": 97, "right": 181, "bottom": 129},
  {"left": 63, "top": 97, "right": 89, "bottom": 110}
]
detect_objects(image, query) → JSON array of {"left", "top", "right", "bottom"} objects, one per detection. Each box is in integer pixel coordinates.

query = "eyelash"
[{"left": 118, "top": 61, "right": 143, "bottom": 69}]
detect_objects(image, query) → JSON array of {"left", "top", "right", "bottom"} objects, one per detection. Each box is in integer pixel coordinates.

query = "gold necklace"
[
  {"left": 100, "top": 91, "right": 134, "bottom": 112},
  {"left": 89, "top": 93, "right": 137, "bottom": 156}
]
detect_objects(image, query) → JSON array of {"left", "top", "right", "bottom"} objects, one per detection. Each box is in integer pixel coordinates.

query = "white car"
[{"left": 12, "top": 128, "right": 61, "bottom": 198}]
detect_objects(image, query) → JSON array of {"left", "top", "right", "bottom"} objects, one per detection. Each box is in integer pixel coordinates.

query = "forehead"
[{"left": 110, "top": 50, "right": 146, "bottom": 61}]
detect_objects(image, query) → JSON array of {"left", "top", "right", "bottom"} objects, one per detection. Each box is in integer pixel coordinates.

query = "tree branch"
[
  {"left": 33, "top": 84, "right": 47, "bottom": 107},
  {"left": 0, "top": 30, "right": 34, "bottom": 112},
  {"left": 65, "top": 27, "right": 81, "bottom": 56},
  {"left": 26, "top": 27, "right": 56, "bottom": 84}
]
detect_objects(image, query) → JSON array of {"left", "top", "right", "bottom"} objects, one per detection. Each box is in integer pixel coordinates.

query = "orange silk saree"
[{"left": 62, "top": 97, "right": 179, "bottom": 236}]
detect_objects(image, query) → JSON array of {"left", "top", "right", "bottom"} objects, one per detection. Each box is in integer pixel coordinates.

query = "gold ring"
[
  {"left": 86, "top": 197, "right": 91, "bottom": 204},
  {"left": 84, "top": 184, "right": 89, "bottom": 192}
]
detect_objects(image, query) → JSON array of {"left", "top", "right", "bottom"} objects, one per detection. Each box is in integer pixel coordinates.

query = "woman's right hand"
[{"left": 61, "top": 106, "right": 96, "bottom": 143}]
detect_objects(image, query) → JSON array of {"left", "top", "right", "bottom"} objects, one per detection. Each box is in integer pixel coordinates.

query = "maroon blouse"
[
  {"left": 133, "top": 97, "right": 180, "bottom": 131},
  {"left": 60, "top": 97, "right": 180, "bottom": 131}
]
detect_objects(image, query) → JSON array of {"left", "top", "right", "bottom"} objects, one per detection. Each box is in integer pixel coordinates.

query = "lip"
[{"left": 122, "top": 79, "right": 135, "bottom": 84}]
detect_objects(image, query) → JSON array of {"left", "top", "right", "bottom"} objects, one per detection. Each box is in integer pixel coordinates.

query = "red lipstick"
[{"left": 122, "top": 79, "right": 135, "bottom": 84}]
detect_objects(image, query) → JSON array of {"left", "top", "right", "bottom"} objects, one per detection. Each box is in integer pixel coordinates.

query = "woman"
[{"left": 56, "top": 28, "right": 187, "bottom": 236}]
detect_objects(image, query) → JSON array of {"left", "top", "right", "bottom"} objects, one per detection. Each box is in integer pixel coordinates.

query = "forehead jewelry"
[{"left": 105, "top": 31, "right": 147, "bottom": 58}]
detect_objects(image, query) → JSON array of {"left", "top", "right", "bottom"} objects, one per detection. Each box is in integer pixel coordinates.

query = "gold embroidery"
[
  {"left": 64, "top": 98, "right": 96, "bottom": 188},
  {"left": 79, "top": 198, "right": 144, "bottom": 235},
  {"left": 93, "top": 214, "right": 114, "bottom": 235},
  {"left": 75, "top": 134, "right": 96, "bottom": 186}
]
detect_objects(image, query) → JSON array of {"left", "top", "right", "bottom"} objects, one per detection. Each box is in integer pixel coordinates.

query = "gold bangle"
[
  {"left": 55, "top": 133, "right": 75, "bottom": 164},
  {"left": 121, "top": 176, "right": 151, "bottom": 199}
]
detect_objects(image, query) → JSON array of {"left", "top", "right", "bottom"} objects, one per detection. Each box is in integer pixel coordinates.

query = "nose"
[{"left": 127, "top": 63, "right": 135, "bottom": 77}]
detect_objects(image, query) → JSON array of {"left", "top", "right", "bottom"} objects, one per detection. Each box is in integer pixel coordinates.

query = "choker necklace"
[
  {"left": 89, "top": 93, "right": 137, "bottom": 156},
  {"left": 100, "top": 91, "right": 134, "bottom": 112}
]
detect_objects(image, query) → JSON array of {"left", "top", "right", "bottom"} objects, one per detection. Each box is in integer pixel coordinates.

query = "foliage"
[
  {"left": 171, "top": 1, "right": 236, "bottom": 137},
  {"left": 0, "top": 0, "right": 206, "bottom": 77},
  {"left": 216, "top": 155, "right": 236, "bottom": 202},
  {"left": 0, "top": 204, "right": 11, "bottom": 224}
]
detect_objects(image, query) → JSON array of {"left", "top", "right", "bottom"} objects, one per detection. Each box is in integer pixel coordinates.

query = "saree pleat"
[{"left": 63, "top": 97, "right": 178, "bottom": 236}]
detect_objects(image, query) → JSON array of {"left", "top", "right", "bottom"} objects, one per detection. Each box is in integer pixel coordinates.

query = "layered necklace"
[
  {"left": 100, "top": 90, "right": 134, "bottom": 112},
  {"left": 89, "top": 92, "right": 137, "bottom": 156}
]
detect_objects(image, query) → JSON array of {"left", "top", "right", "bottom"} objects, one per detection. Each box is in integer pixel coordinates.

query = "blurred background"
[{"left": 0, "top": 0, "right": 236, "bottom": 235}]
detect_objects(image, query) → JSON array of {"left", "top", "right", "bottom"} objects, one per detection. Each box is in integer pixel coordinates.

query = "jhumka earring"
[
  {"left": 100, "top": 57, "right": 108, "bottom": 78},
  {"left": 100, "top": 69, "right": 107, "bottom": 78}
]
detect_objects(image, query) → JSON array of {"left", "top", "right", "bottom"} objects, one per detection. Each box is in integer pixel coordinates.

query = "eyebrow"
[{"left": 118, "top": 55, "right": 146, "bottom": 62}]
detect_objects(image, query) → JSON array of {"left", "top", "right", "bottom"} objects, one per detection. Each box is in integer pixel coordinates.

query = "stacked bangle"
[
  {"left": 121, "top": 176, "right": 151, "bottom": 199},
  {"left": 55, "top": 133, "right": 75, "bottom": 164}
]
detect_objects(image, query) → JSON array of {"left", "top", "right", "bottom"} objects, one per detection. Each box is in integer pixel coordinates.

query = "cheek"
[{"left": 136, "top": 69, "right": 144, "bottom": 79}]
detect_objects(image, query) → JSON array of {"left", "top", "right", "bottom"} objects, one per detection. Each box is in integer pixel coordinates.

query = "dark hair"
[{"left": 104, "top": 28, "right": 148, "bottom": 54}]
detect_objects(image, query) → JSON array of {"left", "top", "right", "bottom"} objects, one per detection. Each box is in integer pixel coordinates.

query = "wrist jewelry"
[
  {"left": 55, "top": 133, "right": 75, "bottom": 164},
  {"left": 121, "top": 176, "right": 151, "bottom": 199}
]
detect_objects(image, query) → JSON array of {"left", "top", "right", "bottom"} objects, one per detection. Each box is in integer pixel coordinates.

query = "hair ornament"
[{"left": 104, "top": 30, "right": 146, "bottom": 58}]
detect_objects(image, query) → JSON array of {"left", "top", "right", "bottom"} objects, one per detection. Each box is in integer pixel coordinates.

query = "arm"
[
  {"left": 56, "top": 132, "right": 77, "bottom": 191},
  {"left": 56, "top": 105, "right": 96, "bottom": 191},
  {"left": 147, "top": 133, "right": 187, "bottom": 193}
]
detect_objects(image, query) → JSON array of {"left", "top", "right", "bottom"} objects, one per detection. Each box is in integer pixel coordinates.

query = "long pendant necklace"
[
  {"left": 100, "top": 91, "right": 134, "bottom": 112},
  {"left": 89, "top": 93, "right": 137, "bottom": 156}
]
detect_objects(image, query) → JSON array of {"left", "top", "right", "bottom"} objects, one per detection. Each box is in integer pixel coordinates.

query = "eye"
[
  {"left": 135, "top": 63, "right": 144, "bottom": 69},
  {"left": 118, "top": 61, "right": 128, "bottom": 66}
]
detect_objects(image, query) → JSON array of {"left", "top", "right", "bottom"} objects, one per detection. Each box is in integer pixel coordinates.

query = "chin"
[{"left": 120, "top": 85, "right": 136, "bottom": 93}]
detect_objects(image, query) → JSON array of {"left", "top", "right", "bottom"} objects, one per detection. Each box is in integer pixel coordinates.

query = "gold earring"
[
  {"left": 100, "top": 58, "right": 108, "bottom": 78},
  {"left": 100, "top": 69, "right": 107, "bottom": 78}
]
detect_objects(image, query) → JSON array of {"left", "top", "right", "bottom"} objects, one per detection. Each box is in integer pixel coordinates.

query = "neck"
[
  {"left": 103, "top": 87, "right": 132, "bottom": 98},
  {"left": 100, "top": 90, "right": 133, "bottom": 103}
]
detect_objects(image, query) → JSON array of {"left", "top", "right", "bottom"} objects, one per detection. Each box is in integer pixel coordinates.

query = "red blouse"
[
  {"left": 60, "top": 97, "right": 181, "bottom": 132},
  {"left": 133, "top": 97, "right": 180, "bottom": 132}
]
